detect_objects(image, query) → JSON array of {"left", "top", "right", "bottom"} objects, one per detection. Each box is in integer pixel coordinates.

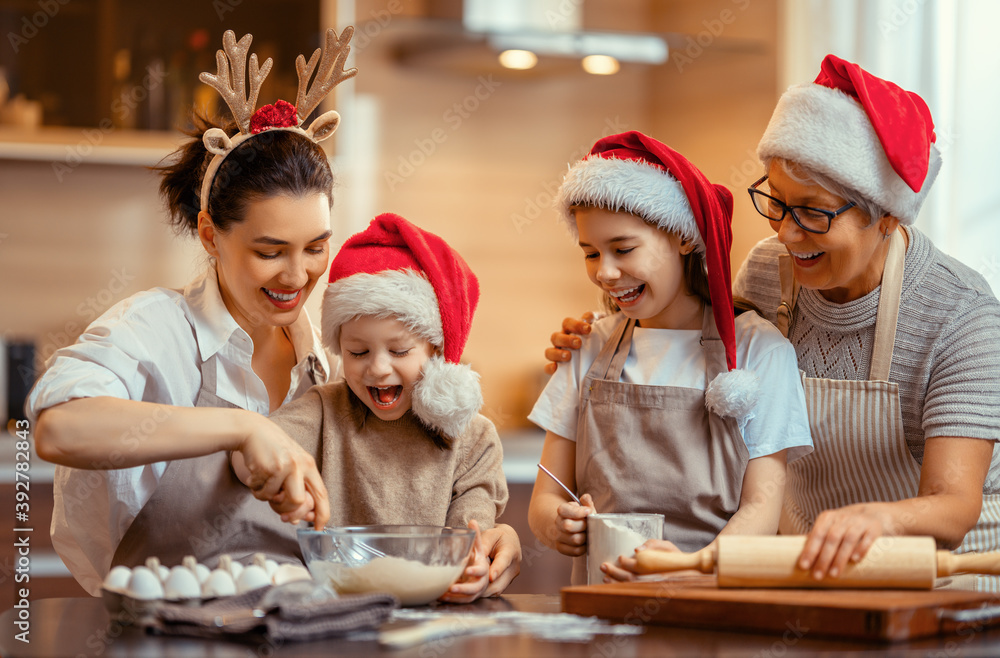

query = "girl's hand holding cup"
[{"left": 554, "top": 493, "right": 597, "bottom": 557}]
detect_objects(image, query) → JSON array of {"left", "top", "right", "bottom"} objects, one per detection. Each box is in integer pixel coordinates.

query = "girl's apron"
[
  {"left": 111, "top": 352, "right": 307, "bottom": 570},
  {"left": 573, "top": 306, "right": 749, "bottom": 585},
  {"left": 776, "top": 229, "right": 1000, "bottom": 591}
]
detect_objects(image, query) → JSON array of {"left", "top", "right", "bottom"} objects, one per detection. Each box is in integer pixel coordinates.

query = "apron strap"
[
  {"left": 588, "top": 313, "right": 636, "bottom": 382},
  {"left": 700, "top": 304, "right": 728, "bottom": 387},
  {"left": 775, "top": 228, "right": 905, "bottom": 382},
  {"left": 777, "top": 255, "right": 799, "bottom": 339},
  {"left": 869, "top": 228, "right": 905, "bottom": 382}
]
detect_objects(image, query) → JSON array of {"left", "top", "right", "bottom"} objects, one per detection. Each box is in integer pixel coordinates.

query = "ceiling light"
[
  {"left": 488, "top": 31, "right": 667, "bottom": 65},
  {"left": 499, "top": 49, "right": 538, "bottom": 70},
  {"left": 582, "top": 55, "right": 620, "bottom": 75}
]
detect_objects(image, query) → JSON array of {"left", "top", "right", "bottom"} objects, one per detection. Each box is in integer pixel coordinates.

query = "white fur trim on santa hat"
[
  {"left": 322, "top": 269, "right": 443, "bottom": 355},
  {"left": 705, "top": 369, "right": 760, "bottom": 420},
  {"left": 757, "top": 83, "right": 941, "bottom": 225},
  {"left": 411, "top": 355, "right": 483, "bottom": 439},
  {"left": 556, "top": 156, "right": 705, "bottom": 250}
]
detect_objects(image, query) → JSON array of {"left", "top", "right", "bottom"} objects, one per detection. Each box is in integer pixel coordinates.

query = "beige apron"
[
  {"left": 777, "top": 229, "right": 1000, "bottom": 591},
  {"left": 111, "top": 352, "right": 306, "bottom": 570},
  {"left": 573, "top": 307, "right": 749, "bottom": 585}
]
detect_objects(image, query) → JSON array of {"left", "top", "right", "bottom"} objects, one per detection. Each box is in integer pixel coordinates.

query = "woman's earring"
[{"left": 882, "top": 228, "right": 890, "bottom": 241}]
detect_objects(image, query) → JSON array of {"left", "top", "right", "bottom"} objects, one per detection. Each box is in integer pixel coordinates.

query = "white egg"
[
  {"left": 264, "top": 559, "right": 279, "bottom": 579},
  {"left": 236, "top": 565, "right": 271, "bottom": 593},
  {"left": 229, "top": 561, "right": 244, "bottom": 580},
  {"left": 127, "top": 566, "right": 165, "bottom": 601},
  {"left": 202, "top": 569, "right": 237, "bottom": 598},
  {"left": 193, "top": 563, "right": 211, "bottom": 584},
  {"left": 164, "top": 566, "right": 201, "bottom": 601},
  {"left": 145, "top": 557, "right": 170, "bottom": 583},
  {"left": 103, "top": 565, "right": 132, "bottom": 593},
  {"left": 271, "top": 563, "right": 312, "bottom": 586},
  {"left": 183, "top": 556, "right": 212, "bottom": 584}
]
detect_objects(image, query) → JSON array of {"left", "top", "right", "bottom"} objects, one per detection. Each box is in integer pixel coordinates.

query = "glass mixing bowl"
[{"left": 297, "top": 525, "right": 476, "bottom": 606}]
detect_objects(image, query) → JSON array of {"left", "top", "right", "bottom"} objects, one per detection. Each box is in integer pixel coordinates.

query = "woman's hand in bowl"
[{"left": 232, "top": 413, "right": 330, "bottom": 528}]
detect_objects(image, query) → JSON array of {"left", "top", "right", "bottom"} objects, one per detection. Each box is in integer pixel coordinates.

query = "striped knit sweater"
[{"left": 734, "top": 228, "right": 1000, "bottom": 493}]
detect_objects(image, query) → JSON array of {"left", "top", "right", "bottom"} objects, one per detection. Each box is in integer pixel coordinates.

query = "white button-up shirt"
[{"left": 27, "top": 268, "right": 333, "bottom": 595}]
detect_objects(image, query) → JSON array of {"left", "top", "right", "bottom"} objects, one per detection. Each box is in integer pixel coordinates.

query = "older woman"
[{"left": 549, "top": 55, "right": 1000, "bottom": 589}]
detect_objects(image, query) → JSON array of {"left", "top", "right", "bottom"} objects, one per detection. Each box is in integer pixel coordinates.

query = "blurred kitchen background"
[{"left": 1, "top": 0, "right": 998, "bottom": 598}]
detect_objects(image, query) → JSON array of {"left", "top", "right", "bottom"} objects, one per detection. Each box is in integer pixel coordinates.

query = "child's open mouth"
[
  {"left": 368, "top": 385, "right": 402, "bottom": 409},
  {"left": 610, "top": 284, "right": 645, "bottom": 306}
]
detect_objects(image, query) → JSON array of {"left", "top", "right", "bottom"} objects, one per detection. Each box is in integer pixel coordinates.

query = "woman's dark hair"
[{"left": 156, "top": 113, "right": 334, "bottom": 236}]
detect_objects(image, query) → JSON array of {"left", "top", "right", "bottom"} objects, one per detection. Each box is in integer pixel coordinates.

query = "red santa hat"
[
  {"left": 556, "top": 130, "right": 759, "bottom": 420},
  {"left": 323, "top": 213, "right": 482, "bottom": 438},
  {"left": 757, "top": 54, "right": 940, "bottom": 225}
]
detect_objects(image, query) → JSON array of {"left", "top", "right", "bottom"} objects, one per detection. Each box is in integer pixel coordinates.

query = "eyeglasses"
[{"left": 747, "top": 175, "right": 856, "bottom": 234}]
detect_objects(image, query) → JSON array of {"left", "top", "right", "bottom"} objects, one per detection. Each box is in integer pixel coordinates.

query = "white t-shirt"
[
  {"left": 529, "top": 311, "right": 813, "bottom": 462},
  {"left": 26, "top": 268, "right": 332, "bottom": 595}
]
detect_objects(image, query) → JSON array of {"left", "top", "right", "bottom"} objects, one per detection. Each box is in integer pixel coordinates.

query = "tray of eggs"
[{"left": 101, "top": 553, "right": 313, "bottom": 617}]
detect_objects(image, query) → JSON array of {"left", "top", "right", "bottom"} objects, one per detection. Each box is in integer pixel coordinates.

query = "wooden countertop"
[{"left": 5, "top": 594, "right": 1000, "bottom": 657}]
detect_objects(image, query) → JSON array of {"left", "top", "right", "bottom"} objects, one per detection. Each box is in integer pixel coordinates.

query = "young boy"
[{"left": 237, "top": 212, "right": 509, "bottom": 602}]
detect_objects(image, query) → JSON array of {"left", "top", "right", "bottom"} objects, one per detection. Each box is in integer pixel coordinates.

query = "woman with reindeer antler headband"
[{"left": 26, "top": 27, "right": 518, "bottom": 600}]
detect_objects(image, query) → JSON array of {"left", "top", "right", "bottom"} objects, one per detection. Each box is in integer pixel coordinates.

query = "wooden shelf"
[{"left": 0, "top": 126, "right": 184, "bottom": 166}]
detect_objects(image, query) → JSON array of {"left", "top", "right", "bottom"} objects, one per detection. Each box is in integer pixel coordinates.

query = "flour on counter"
[{"left": 391, "top": 609, "right": 645, "bottom": 643}]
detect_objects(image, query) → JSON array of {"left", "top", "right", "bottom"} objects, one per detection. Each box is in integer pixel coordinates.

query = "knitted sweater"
[
  {"left": 270, "top": 381, "right": 508, "bottom": 528},
  {"left": 733, "top": 228, "right": 1000, "bottom": 492}
]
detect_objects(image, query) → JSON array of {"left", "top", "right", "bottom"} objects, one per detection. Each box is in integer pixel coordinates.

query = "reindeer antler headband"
[{"left": 198, "top": 27, "right": 358, "bottom": 211}]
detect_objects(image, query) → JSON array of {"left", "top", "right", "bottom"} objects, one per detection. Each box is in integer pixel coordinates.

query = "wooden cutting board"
[{"left": 561, "top": 575, "right": 1000, "bottom": 642}]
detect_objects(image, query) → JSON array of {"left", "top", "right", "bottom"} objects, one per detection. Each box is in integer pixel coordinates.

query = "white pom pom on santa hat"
[{"left": 705, "top": 369, "right": 761, "bottom": 420}]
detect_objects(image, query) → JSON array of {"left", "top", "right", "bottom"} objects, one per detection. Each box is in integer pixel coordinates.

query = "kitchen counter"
[{"left": 4, "top": 594, "right": 1000, "bottom": 657}]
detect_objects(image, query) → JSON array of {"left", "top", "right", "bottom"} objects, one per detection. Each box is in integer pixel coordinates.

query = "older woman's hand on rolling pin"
[
  {"left": 796, "top": 503, "right": 896, "bottom": 580},
  {"left": 230, "top": 414, "right": 330, "bottom": 529},
  {"left": 543, "top": 312, "right": 603, "bottom": 375}
]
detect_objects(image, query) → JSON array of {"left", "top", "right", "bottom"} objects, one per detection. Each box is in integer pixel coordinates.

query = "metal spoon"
[{"left": 536, "top": 463, "right": 581, "bottom": 504}]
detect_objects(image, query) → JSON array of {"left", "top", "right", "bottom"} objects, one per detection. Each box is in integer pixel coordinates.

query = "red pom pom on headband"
[{"left": 250, "top": 100, "right": 299, "bottom": 134}]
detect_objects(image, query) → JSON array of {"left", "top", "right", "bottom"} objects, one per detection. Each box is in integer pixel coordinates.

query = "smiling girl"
[{"left": 526, "top": 131, "right": 813, "bottom": 585}]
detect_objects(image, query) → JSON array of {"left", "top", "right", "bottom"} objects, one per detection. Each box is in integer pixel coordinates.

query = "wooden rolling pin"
[{"left": 634, "top": 536, "right": 1000, "bottom": 589}]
